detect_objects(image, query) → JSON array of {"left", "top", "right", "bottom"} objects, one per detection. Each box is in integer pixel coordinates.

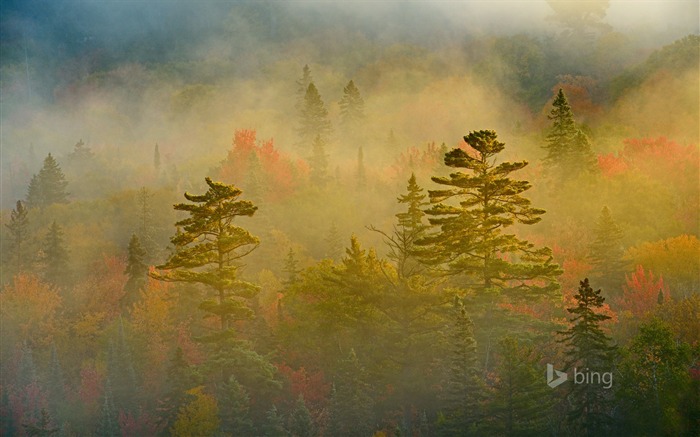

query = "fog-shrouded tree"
[
  {"left": 338, "top": 80, "right": 365, "bottom": 129},
  {"left": 295, "top": 64, "right": 313, "bottom": 109},
  {"left": 282, "top": 247, "right": 301, "bottom": 287},
  {"left": 309, "top": 135, "right": 330, "bottom": 188},
  {"left": 40, "top": 221, "right": 69, "bottom": 287},
  {"left": 5, "top": 200, "right": 31, "bottom": 274},
  {"left": 542, "top": 89, "right": 596, "bottom": 178},
  {"left": 558, "top": 278, "right": 616, "bottom": 437},
  {"left": 328, "top": 349, "right": 374, "bottom": 437},
  {"left": 297, "top": 83, "right": 332, "bottom": 150},
  {"left": 589, "top": 206, "right": 625, "bottom": 295},
  {"left": 288, "top": 394, "right": 315, "bottom": 437},
  {"left": 26, "top": 153, "right": 69, "bottom": 208},
  {"left": 123, "top": 234, "right": 148, "bottom": 308}
]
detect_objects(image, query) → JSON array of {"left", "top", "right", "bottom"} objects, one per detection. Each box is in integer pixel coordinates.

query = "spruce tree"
[
  {"left": 282, "top": 248, "right": 301, "bottom": 287},
  {"left": 588, "top": 206, "right": 625, "bottom": 296},
  {"left": 40, "top": 221, "right": 69, "bottom": 286},
  {"left": 542, "top": 89, "right": 596, "bottom": 177},
  {"left": 297, "top": 83, "right": 332, "bottom": 149},
  {"left": 309, "top": 135, "right": 329, "bottom": 188},
  {"left": 5, "top": 200, "right": 31, "bottom": 273},
  {"left": 262, "top": 405, "right": 287, "bottom": 437},
  {"left": 158, "top": 347, "right": 201, "bottom": 432},
  {"left": 328, "top": 349, "right": 374, "bottom": 437},
  {"left": 123, "top": 234, "right": 148, "bottom": 308},
  {"left": 69, "top": 139, "right": 93, "bottom": 161},
  {"left": 136, "top": 187, "right": 157, "bottom": 262},
  {"left": 26, "top": 153, "right": 69, "bottom": 208},
  {"left": 288, "top": 394, "right": 315, "bottom": 437},
  {"left": 558, "top": 278, "right": 616, "bottom": 437},
  {"left": 338, "top": 80, "right": 365, "bottom": 129},
  {"left": 440, "top": 296, "right": 483, "bottom": 436},
  {"left": 419, "top": 130, "right": 561, "bottom": 299},
  {"left": 107, "top": 319, "right": 139, "bottom": 412},
  {"left": 217, "top": 376, "right": 254, "bottom": 436},
  {"left": 22, "top": 408, "right": 59, "bottom": 436},
  {"left": 295, "top": 64, "right": 313, "bottom": 109}
]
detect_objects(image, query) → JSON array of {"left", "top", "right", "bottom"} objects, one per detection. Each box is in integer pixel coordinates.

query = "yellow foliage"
[
  {"left": 72, "top": 312, "right": 107, "bottom": 339},
  {"left": 0, "top": 274, "right": 62, "bottom": 345},
  {"left": 171, "top": 386, "right": 220, "bottom": 437},
  {"left": 130, "top": 278, "right": 174, "bottom": 338}
]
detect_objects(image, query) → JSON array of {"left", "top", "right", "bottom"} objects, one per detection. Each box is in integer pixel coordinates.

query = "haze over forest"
[{"left": 1, "top": 1, "right": 699, "bottom": 436}]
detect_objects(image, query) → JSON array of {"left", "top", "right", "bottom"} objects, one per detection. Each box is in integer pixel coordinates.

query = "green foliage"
[
  {"left": 338, "top": 80, "right": 365, "bottom": 129},
  {"left": 108, "top": 319, "right": 139, "bottom": 412},
  {"left": 26, "top": 153, "right": 69, "bottom": 208},
  {"left": 262, "top": 405, "right": 287, "bottom": 437},
  {"left": 22, "top": 408, "right": 60, "bottom": 436},
  {"left": 297, "top": 82, "right": 332, "bottom": 149},
  {"left": 542, "top": 89, "right": 597, "bottom": 178},
  {"left": 5, "top": 200, "right": 31, "bottom": 274},
  {"left": 170, "top": 386, "right": 220, "bottom": 437},
  {"left": 617, "top": 318, "right": 696, "bottom": 436},
  {"left": 283, "top": 247, "right": 301, "bottom": 286},
  {"left": 328, "top": 349, "right": 374, "bottom": 437},
  {"left": 159, "top": 347, "right": 202, "bottom": 432},
  {"left": 217, "top": 375, "right": 255, "bottom": 436},
  {"left": 309, "top": 135, "right": 330, "bottom": 188},
  {"left": 288, "top": 394, "right": 315, "bottom": 437},
  {"left": 558, "top": 278, "right": 616, "bottom": 436},
  {"left": 123, "top": 234, "right": 148, "bottom": 306},
  {"left": 420, "top": 130, "right": 561, "bottom": 300}
]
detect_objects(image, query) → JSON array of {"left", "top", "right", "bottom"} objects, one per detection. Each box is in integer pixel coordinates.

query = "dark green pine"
[
  {"left": 338, "top": 80, "right": 365, "bottom": 128},
  {"left": 282, "top": 248, "right": 302, "bottom": 287},
  {"left": 26, "top": 153, "right": 69, "bottom": 208},
  {"left": 288, "top": 394, "right": 316, "bottom": 437},
  {"left": 41, "top": 221, "right": 69, "bottom": 286},
  {"left": 588, "top": 206, "right": 625, "bottom": 296},
  {"left": 328, "top": 349, "right": 374, "bottom": 437},
  {"left": 217, "top": 376, "right": 255, "bottom": 436},
  {"left": 123, "top": 234, "right": 148, "bottom": 307},
  {"left": 309, "top": 135, "right": 329, "bottom": 188},
  {"left": 5, "top": 200, "right": 31, "bottom": 273},
  {"left": 297, "top": 83, "right": 332, "bottom": 148},
  {"left": 262, "top": 405, "right": 287, "bottom": 437}
]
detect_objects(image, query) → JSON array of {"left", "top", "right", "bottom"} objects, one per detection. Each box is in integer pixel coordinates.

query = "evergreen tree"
[
  {"left": 542, "top": 89, "right": 596, "bottom": 177},
  {"left": 154, "top": 143, "right": 161, "bottom": 171},
  {"left": 26, "top": 153, "right": 69, "bottom": 208},
  {"left": 217, "top": 376, "right": 254, "bottom": 436},
  {"left": 69, "top": 139, "right": 93, "bottom": 161},
  {"left": 288, "top": 394, "right": 315, "bottom": 437},
  {"left": 46, "top": 344, "right": 65, "bottom": 420},
  {"left": 356, "top": 146, "right": 366, "bottom": 189},
  {"left": 588, "top": 206, "right": 625, "bottom": 295},
  {"left": 136, "top": 187, "right": 157, "bottom": 263},
  {"left": 297, "top": 83, "right": 332, "bottom": 149},
  {"left": 295, "top": 64, "right": 313, "bottom": 109},
  {"left": 419, "top": 130, "right": 561, "bottom": 299},
  {"left": 40, "top": 221, "right": 69, "bottom": 286},
  {"left": 558, "top": 278, "right": 616, "bottom": 437},
  {"left": 328, "top": 349, "right": 374, "bottom": 437},
  {"left": 99, "top": 379, "right": 119, "bottom": 437},
  {"left": 324, "top": 223, "right": 343, "bottom": 261},
  {"left": 158, "top": 347, "right": 201, "bottom": 432},
  {"left": 309, "top": 135, "right": 329, "bottom": 188},
  {"left": 338, "top": 80, "right": 365, "bottom": 129},
  {"left": 283, "top": 248, "right": 301, "bottom": 287},
  {"left": 123, "top": 234, "right": 148, "bottom": 308},
  {"left": 440, "top": 296, "right": 483, "bottom": 436},
  {"left": 262, "top": 405, "right": 287, "bottom": 437},
  {"left": 22, "top": 408, "right": 59, "bottom": 436},
  {"left": 107, "top": 319, "right": 139, "bottom": 412},
  {"left": 487, "top": 336, "right": 553, "bottom": 436},
  {"left": 5, "top": 200, "right": 31, "bottom": 273}
]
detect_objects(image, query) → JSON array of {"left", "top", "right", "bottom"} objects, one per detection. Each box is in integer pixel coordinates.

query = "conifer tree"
[
  {"left": 542, "top": 89, "right": 596, "bottom": 177},
  {"left": 589, "top": 206, "right": 625, "bottom": 295},
  {"left": 282, "top": 248, "right": 301, "bottom": 286},
  {"left": 356, "top": 146, "right": 366, "bottom": 189},
  {"left": 440, "top": 296, "right": 483, "bottom": 436},
  {"left": 328, "top": 349, "right": 374, "bottom": 437},
  {"left": 159, "top": 347, "right": 201, "bottom": 431},
  {"left": 295, "top": 64, "right": 313, "bottom": 109},
  {"left": 5, "top": 200, "right": 31, "bottom": 273},
  {"left": 46, "top": 344, "right": 65, "bottom": 420},
  {"left": 136, "top": 187, "right": 157, "bottom": 262},
  {"left": 217, "top": 376, "right": 254, "bottom": 436},
  {"left": 40, "top": 221, "right": 69, "bottom": 286},
  {"left": 420, "top": 130, "right": 561, "bottom": 299},
  {"left": 69, "top": 139, "right": 93, "bottom": 161},
  {"left": 558, "top": 278, "right": 616, "bottom": 436},
  {"left": 123, "top": 234, "right": 148, "bottom": 307},
  {"left": 324, "top": 223, "right": 343, "bottom": 261},
  {"left": 26, "top": 153, "right": 69, "bottom": 208},
  {"left": 99, "top": 379, "right": 119, "bottom": 437},
  {"left": 108, "top": 320, "right": 139, "bottom": 412},
  {"left": 288, "top": 394, "right": 315, "bottom": 437},
  {"left": 297, "top": 83, "right": 332, "bottom": 149},
  {"left": 309, "top": 135, "right": 329, "bottom": 188},
  {"left": 338, "top": 80, "right": 365, "bottom": 128},
  {"left": 262, "top": 405, "right": 287, "bottom": 437},
  {"left": 22, "top": 408, "right": 59, "bottom": 436}
]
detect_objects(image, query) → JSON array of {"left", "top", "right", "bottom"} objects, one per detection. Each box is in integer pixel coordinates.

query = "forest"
[{"left": 0, "top": 1, "right": 698, "bottom": 436}]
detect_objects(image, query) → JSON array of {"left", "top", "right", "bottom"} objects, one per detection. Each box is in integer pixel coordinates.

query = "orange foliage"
[
  {"left": 0, "top": 274, "right": 62, "bottom": 345},
  {"left": 276, "top": 363, "right": 331, "bottom": 410},
  {"left": 73, "top": 255, "right": 128, "bottom": 319},
  {"left": 617, "top": 265, "right": 670, "bottom": 318}
]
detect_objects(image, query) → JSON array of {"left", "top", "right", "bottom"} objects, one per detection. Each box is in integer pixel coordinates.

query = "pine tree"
[
  {"left": 99, "top": 379, "right": 119, "bottom": 437},
  {"left": 22, "top": 408, "right": 59, "bottom": 436},
  {"left": 69, "top": 139, "right": 93, "bottom": 161},
  {"left": 217, "top": 376, "right": 254, "bottom": 436},
  {"left": 26, "top": 153, "right": 69, "bottom": 208},
  {"left": 5, "top": 200, "right": 31, "bottom": 273},
  {"left": 297, "top": 83, "right": 332, "bottom": 149},
  {"left": 136, "top": 187, "right": 157, "bottom": 263},
  {"left": 558, "top": 278, "right": 616, "bottom": 437},
  {"left": 123, "top": 234, "right": 148, "bottom": 308},
  {"left": 158, "top": 347, "right": 201, "bottom": 431},
  {"left": 588, "top": 206, "right": 625, "bottom": 295},
  {"left": 440, "top": 296, "right": 483, "bottom": 436},
  {"left": 154, "top": 143, "right": 161, "bottom": 171},
  {"left": 356, "top": 146, "right": 366, "bottom": 189},
  {"left": 262, "top": 405, "right": 287, "bottom": 437},
  {"left": 107, "top": 319, "right": 139, "bottom": 412},
  {"left": 542, "top": 89, "right": 596, "bottom": 177},
  {"left": 40, "top": 221, "right": 69, "bottom": 286},
  {"left": 295, "top": 64, "right": 313, "bottom": 109},
  {"left": 288, "top": 394, "right": 315, "bottom": 437},
  {"left": 419, "top": 130, "right": 561, "bottom": 299},
  {"left": 338, "top": 80, "right": 365, "bottom": 129},
  {"left": 488, "top": 336, "right": 553, "bottom": 436},
  {"left": 309, "top": 135, "right": 329, "bottom": 188},
  {"left": 283, "top": 248, "right": 301, "bottom": 287},
  {"left": 328, "top": 349, "right": 374, "bottom": 437}
]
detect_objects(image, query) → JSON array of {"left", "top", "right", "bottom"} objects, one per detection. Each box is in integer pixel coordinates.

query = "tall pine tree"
[
  {"left": 297, "top": 83, "right": 332, "bottom": 149},
  {"left": 40, "top": 221, "right": 69, "bottom": 286},
  {"left": 328, "top": 349, "right": 374, "bottom": 437},
  {"left": 309, "top": 135, "right": 329, "bottom": 188},
  {"left": 558, "top": 278, "right": 616, "bottom": 437},
  {"left": 588, "top": 206, "right": 625, "bottom": 296},
  {"left": 123, "top": 234, "right": 148, "bottom": 308},
  {"left": 5, "top": 200, "right": 31, "bottom": 274},
  {"left": 338, "top": 80, "right": 365, "bottom": 129},
  {"left": 26, "top": 153, "right": 69, "bottom": 208}
]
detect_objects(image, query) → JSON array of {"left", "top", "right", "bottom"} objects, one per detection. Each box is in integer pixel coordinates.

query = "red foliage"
[
  {"left": 617, "top": 265, "right": 670, "bottom": 317},
  {"left": 276, "top": 363, "right": 331, "bottom": 411},
  {"left": 176, "top": 323, "right": 205, "bottom": 366},
  {"left": 598, "top": 137, "right": 698, "bottom": 180}
]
